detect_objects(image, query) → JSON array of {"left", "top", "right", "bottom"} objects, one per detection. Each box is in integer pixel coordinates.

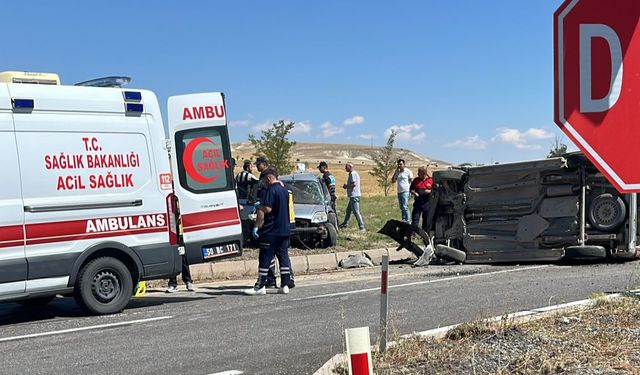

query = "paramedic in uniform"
[
  {"left": 244, "top": 167, "right": 293, "bottom": 295},
  {"left": 253, "top": 156, "right": 295, "bottom": 288}
]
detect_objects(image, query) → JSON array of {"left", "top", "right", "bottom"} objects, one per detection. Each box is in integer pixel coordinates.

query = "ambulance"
[{"left": 0, "top": 71, "right": 242, "bottom": 314}]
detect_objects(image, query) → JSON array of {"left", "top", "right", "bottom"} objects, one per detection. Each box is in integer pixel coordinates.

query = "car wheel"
[
  {"left": 74, "top": 257, "right": 133, "bottom": 315},
  {"left": 323, "top": 223, "right": 338, "bottom": 248},
  {"left": 588, "top": 193, "right": 626, "bottom": 231},
  {"left": 435, "top": 244, "right": 466, "bottom": 263},
  {"left": 328, "top": 212, "right": 338, "bottom": 229},
  {"left": 17, "top": 296, "right": 55, "bottom": 307},
  {"left": 564, "top": 245, "right": 606, "bottom": 259},
  {"left": 433, "top": 169, "right": 466, "bottom": 183}
]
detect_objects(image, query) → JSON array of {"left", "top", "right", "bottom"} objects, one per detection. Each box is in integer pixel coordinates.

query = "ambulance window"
[{"left": 175, "top": 127, "right": 233, "bottom": 193}]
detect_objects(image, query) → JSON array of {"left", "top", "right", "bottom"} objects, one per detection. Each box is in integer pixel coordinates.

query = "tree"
[
  {"left": 248, "top": 120, "right": 296, "bottom": 175},
  {"left": 369, "top": 130, "right": 400, "bottom": 196},
  {"left": 547, "top": 135, "right": 568, "bottom": 158}
]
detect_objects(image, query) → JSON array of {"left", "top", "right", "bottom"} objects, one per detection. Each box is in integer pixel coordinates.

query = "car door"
[
  {"left": 167, "top": 93, "right": 242, "bottom": 264},
  {"left": 0, "top": 85, "right": 26, "bottom": 296}
]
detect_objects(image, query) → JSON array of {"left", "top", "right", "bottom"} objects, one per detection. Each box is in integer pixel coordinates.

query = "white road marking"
[
  {"left": 0, "top": 315, "right": 172, "bottom": 343},
  {"left": 206, "top": 371, "right": 244, "bottom": 375},
  {"left": 293, "top": 265, "right": 551, "bottom": 301}
]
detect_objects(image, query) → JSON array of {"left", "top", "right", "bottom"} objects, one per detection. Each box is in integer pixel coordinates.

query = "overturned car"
[{"left": 380, "top": 153, "right": 639, "bottom": 264}]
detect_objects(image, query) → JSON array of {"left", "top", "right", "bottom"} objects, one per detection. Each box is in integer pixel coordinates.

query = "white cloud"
[
  {"left": 343, "top": 115, "right": 365, "bottom": 126},
  {"left": 291, "top": 121, "right": 312, "bottom": 135},
  {"left": 357, "top": 134, "right": 379, "bottom": 140},
  {"left": 229, "top": 119, "right": 251, "bottom": 128},
  {"left": 384, "top": 123, "right": 426, "bottom": 142},
  {"left": 491, "top": 127, "right": 554, "bottom": 150},
  {"left": 444, "top": 135, "right": 488, "bottom": 150},
  {"left": 250, "top": 121, "right": 272, "bottom": 133},
  {"left": 320, "top": 122, "right": 345, "bottom": 138}
]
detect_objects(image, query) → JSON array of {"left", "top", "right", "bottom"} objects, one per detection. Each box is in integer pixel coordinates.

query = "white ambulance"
[{"left": 0, "top": 72, "right": 242, "bottom": 314}]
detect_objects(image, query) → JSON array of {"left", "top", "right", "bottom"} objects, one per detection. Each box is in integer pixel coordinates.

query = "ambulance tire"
[
  {"left": 17, "top": 296, "right": 55, "bottom": 307},
  {"left": 74, "top": 257, "right": 133, "bottom": 315}
]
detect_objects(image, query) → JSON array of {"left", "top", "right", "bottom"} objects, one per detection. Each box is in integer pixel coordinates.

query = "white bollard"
[
  {"left": 379, "top": 255, "right": 389, "bottom": 352},
  {"left": 345, "top": 326, "right": 373, "bottom": 375}
]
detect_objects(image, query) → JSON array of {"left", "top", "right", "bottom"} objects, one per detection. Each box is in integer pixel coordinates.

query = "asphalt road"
[{"left": 1, "top": 261, "right": 640, "bottom": 375}]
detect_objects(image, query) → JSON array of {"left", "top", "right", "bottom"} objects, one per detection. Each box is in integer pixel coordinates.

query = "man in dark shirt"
[
  {"left": 410, "top": 166, "right": 433, "bottom": 230},
  {"left": 235, "top": 160, "right": 259, "bottom": 200},
  {"left": 244, "top": 167, "right": 293, "bottom": 295},
  {"left": 318, "top": 161, "right": 337, "bottom": 211}
]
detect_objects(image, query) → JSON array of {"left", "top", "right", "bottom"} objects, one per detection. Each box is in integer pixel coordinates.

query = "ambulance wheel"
[
  {"left": 17, "top": 296, "right": 55, "bottom": 307},
  {"left": 74, "top": 257, "right": 133, "bottom": 315},
  {"left": 323, "top": 223, "right": 338, "bottom": 248}
]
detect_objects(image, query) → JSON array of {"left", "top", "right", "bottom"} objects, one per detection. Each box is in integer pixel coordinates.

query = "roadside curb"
[
  {"left": 313, "top": 290, "right": 638, "bottom": 374},
  {"left": 189, "top": 247, "right": 407, "bottom": 281}
]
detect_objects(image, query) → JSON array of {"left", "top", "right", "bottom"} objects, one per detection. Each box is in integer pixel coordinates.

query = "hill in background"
[{"left": 231, "top": 142, "right": 451, "bottom": 169}]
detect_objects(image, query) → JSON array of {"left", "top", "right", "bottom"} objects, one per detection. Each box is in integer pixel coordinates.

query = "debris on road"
[{"left": 338, "top": 253, "right": 374, "bottom": 269}]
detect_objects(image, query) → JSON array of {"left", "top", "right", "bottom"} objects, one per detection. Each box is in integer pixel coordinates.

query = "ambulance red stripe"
[
  {"left": 181, "top": 208, "right": 239, "bottom": 230},
  {"left": 0, "top": 225, "right": 24, "bottom": 243},
  {"left": 0, "top": 214, "right": 168, "bottom": 248},
  {"left": 182, "top": 219, "right": 241, "bottom": 233},
  {"left": 26, "top": 227, "right": 166, "bottom": 246}
]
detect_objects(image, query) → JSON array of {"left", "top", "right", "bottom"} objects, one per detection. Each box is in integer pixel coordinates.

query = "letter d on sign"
[{"left": 579, "top": 24, "right": 623, "bottom": 113}]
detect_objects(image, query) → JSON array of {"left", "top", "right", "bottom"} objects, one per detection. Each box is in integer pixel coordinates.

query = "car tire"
[
  {"left": 16, "top": 296, "right": 55, "bottom": 307},
  {"left": 435, "top": 244, "right": 466, "bottom": 263},
  {"left": 564, "top": 245, "right": 606, "bottom": 259},
  {"left": 323, "top": 223, "right": 338, "bottom": 248},
  {"left": 433, "top": 169, "right": 466, "bottom": 183},
  {"left": 328, "top": 212, "right": 338, "bottom": 229},
  {"left": 74, "top": 257, "right": 133, "bottom": 315},
  {"left": 588, "top": 193, "right": 626, "bottom": 232}
]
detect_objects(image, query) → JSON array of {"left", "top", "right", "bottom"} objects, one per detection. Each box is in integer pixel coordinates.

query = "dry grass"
[{"left": 367, "top": 296, "right": 640, "bottom": 374}]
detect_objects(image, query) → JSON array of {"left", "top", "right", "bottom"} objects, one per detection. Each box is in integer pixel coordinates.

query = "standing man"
[
  {"left": 253, "top": 156, "right": 295, "bottom": 288},
  {"left": 410, "top": 166, "right": 433, "bottom": 229},
  {"left": 235, "top": 159, "right": 259, "bottom": 200},
  {"left": 391, "top": 159, "right": 414, "bottom": 223},
  {"left": 317, "top": 161, "right": 337, "bottom": 211},
  {"left": 244, "top": 167, "right": 293, "bottom": 295},
  {"left": 339, "top": 163, "right": 366, "bottom": 231}
]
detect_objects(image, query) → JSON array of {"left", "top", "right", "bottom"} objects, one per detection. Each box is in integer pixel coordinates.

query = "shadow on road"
[{"left": 0, "top": 294, "right": 213, "bottom": 327}]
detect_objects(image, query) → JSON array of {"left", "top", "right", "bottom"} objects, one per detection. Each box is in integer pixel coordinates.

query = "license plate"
[{"left": 202, "top": 242, "right": 239, "bottom": 260}]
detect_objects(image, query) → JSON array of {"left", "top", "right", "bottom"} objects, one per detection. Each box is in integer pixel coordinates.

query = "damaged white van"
[{"left": 0, "top": 72, "right": 242, "bottom": 314}]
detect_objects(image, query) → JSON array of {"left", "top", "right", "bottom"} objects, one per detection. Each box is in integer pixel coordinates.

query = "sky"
[{"left": 2, "top": 1, "right": 576, "bottom": 165}]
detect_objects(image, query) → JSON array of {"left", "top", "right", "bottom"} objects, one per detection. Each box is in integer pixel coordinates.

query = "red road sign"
[{"left": 554, "top": 0, "right": 640, "bottom": 192}]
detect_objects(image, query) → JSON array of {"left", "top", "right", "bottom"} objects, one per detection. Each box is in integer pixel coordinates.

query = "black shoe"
[
  {"left": 288, "top": 279, "right": 295, "bottom": 289},
  {"left": 338, "top": 223, "right": 347, "bottom": 229}
]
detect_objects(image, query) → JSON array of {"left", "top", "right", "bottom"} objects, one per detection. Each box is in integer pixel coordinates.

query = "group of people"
[
  {"left": 166, "top": 157, "right": 432, "bottom": 296},
  {"left": 391, "top": 158, "right": 433, "bottom": 229}
]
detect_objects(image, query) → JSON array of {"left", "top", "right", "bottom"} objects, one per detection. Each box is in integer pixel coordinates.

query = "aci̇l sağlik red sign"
[{"left": 182, "top": 137, "right": 229, "bottom": 184}]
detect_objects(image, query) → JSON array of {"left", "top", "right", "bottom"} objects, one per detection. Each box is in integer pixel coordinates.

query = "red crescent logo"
[{"left": 183, "top": 137, "right": 218, "bottom": 184}]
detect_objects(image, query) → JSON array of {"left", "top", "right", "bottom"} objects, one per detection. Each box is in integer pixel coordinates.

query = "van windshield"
[
  {"left": 175, "top": 127, "right": 233, "bottom": 193},
  {"left": 282, "top": 180, "right": 325, "bottom": 205}
]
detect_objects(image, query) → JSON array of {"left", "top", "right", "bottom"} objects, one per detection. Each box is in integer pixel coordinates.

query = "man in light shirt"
[
  {"left": 391, "top": 159, "right": 413, "bottom": 223},
  {"left": 339, "top": 163, "right": 366, "bottom": 231}
]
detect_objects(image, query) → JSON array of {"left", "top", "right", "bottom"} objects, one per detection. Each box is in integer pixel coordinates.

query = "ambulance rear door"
[{"left": 168, "top": 93, "right": 242, "bottom": 264}]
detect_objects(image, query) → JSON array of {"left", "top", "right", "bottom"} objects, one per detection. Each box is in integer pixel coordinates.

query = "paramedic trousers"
[
  {"left": 258, "top": 235, "right": 292, "bottom": 288},
  {"left": 168, "top": 254, "right": 192, "bottom": 287}
]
